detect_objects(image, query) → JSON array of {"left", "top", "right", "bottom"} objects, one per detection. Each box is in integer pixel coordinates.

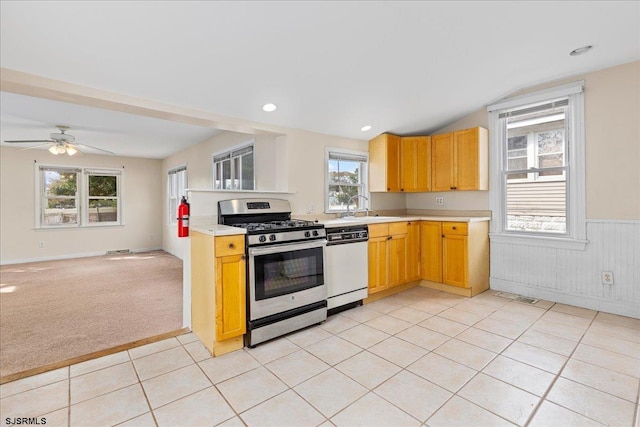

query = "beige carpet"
[{"left": 0, "top": 251, "right": 183, "bottom": 378}]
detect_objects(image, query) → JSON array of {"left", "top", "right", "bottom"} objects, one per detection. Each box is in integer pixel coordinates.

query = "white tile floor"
[{"left": 1, "top": 287, "right": 639, "bottom": 427}]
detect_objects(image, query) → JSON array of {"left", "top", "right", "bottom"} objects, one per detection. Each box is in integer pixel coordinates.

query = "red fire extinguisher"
[{"left": 177, "top": 196, "right": 190, "bottom": 238}]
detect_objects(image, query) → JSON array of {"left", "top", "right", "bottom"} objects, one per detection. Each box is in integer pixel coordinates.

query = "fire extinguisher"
[{"left": 177, "top": 196, "right": 190, "bottom": 238}]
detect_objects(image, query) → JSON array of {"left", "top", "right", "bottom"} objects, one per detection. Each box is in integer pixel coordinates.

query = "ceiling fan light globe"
[
  {"left": 66, "top": 146, "right": 78, "bottom": 156},
  {"left": 56, "top": 145, "right": 66, "bottom": 154},
  {"left": 48, "top": 145, "right": 59, "bottom": 155}
]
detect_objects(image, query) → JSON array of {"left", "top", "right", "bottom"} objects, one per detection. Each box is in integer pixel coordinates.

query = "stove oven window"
[{"left": 254, "top": 248, "right": 324, "bottom": 300}]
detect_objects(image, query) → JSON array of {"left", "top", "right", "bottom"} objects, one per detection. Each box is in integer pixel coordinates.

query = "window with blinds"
[
  {"left": 168, "top": 165, "right": 187, "bottom": 224},
  {"left": 326, "top": 149, "right": 369, "bottom": 212},
  {"left": 213, "top": 143, "right": 254, "bottom": 190}
]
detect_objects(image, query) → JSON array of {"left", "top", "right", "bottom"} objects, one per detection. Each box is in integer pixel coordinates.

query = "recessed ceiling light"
[
  {"left": 360, "top": 125, "right": 372, "bottom": 132},
  {"left": 262, "top": 103, "right": 277, "bottom": 112},
  {"left": 569, "top": 45, "right": 593, "bottom": 56}
]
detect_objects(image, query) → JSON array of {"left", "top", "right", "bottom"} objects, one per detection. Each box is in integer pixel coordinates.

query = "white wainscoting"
[{"left": 490, "top": 220, "right": 640, "bottom": 318}]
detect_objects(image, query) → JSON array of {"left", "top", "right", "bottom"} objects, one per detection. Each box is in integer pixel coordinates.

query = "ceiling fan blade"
[
  {"left": 74, "top": 143, "right": 115, "bottom": 156},
  {"left": 19, "top": 143, "right": 52, "bottom": 151},
  {"left": 4, "top": 139, "right": 54, "bottom": 143}
]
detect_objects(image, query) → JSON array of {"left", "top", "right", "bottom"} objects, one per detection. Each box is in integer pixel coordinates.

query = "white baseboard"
[
  {"left": 0, "top": 246, "right": 164, "bottom": 265},
  {"left": 490, "top": 277, "right": 640, "bottom": 319}
]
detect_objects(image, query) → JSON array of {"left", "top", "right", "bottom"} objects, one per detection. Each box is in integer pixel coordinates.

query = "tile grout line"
[
  {"left": 124, "top": 345, "right": 159, "bottom": 427},
  {"left": 522, "top": 308, "right": 601, "bottom": 427}
]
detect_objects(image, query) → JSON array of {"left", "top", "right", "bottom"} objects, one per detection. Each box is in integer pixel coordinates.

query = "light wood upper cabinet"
[
  {"left": 401, "top": 136, "right": 431, "bottom": 192},
  {"left": 369, "top": 134, "right": 431, "bottom": 192},
  {"left": 431, "top": 127, "right": 488, "bottom": 192},
  {"left": 369, "top": 134, "right": 401, "bottom": 192}
]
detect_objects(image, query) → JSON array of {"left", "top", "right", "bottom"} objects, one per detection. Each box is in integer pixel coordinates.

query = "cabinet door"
[
  {"left": 369, "top": 134, "right": 401, "bottom": 192},
  {"left": 431, "top": 133, "right": 454, "bottom": 191},
  {"left": 215, "top": 254, "right": 247, "bottom": 341},
  {"left": 455, "top": 128, "right": 480, "bottom": 191},
  {"left": 401, "top": 136, "right": 431, "bottom": 192},
  {"left": 406, "top": 221, "right": 421, "bottom": 281},
  {"left": 442, "top": 235, "right": 468, "bottom": 288},
  {"left": 420, "top": 221, "right": 443, "bottom": 282},
  {"left": 386, "top": 134, "right": 401, "bottom": 192},
  {"left": 368, "top": 237, "right": 389, "bottom": 294},
  {"left": 389, "top": 234, "right": 407, "bottom": 287}
]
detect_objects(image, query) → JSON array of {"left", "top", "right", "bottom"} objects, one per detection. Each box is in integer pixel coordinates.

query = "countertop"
[
  {"left": 319, "top": 215, "right": 491, "bottom": 228},
  {"left": 191, "top": 224, "right": 247, "bottom": 237},
  {"left": 191, "top": 215, "right": 491, "bottom": 236}
]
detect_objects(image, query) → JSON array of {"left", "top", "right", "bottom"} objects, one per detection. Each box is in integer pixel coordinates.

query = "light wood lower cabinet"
[
  {"left": 420, "top": 221, "right": 489, "bottom": 296},
  {"left": 191, "top": 231, "right": 246, "bottom": 356},
  {"left": 368, "top": 221, "right": 421, "bottom": 294}
]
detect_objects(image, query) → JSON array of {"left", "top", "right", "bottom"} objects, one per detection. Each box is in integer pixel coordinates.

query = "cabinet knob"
[
  {"left": 387, "top": 187, "right": 390, "bottom": 191},
  {"left": 229, "top": 243, "right": 235, "bottom": 249},
  {"left": 387, "top": 236, "right": 392, "bottom": 240},
  {"left": 401, "top": 188, "right": 404, "bottom": 191},
  {"left": 452, "top": 226, "right": 457, "bottom": 230},
  {"left": 442, "top": 235, "right": 445, "bottom": 238}
]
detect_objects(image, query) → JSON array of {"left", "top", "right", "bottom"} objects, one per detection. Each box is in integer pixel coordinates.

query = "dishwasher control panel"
[{"left": 326, "top": 225, "right": 369, "bottom": 244}]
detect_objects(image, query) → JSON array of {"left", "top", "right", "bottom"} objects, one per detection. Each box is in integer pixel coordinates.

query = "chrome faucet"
[{"left": 345, "top": 194, "right": 369, "bottom": 217}]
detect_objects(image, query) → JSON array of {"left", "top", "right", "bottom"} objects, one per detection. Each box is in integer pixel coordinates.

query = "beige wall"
[
  {"left": 0, "top": 146, "right": 163, "bottom": 263},
  {"left": 407, "top": 60, "right": 640, "bottom": 220}
]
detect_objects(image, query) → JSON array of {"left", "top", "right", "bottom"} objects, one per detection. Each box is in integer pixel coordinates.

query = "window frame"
[
  {"left": 168, "top": 165, "right": 188, "bottom": 225},
  {"left": 488, "top": 81, "right": 587, "bottom": 250},
  {"left": 325, "top": 147, "right": 370, "bottom": 213},
  {"left": 35, "top": 164, "right": 123, "bottom": 229},
  {"left": 212, "top": 141, "right": 255, "bottom": 191}
]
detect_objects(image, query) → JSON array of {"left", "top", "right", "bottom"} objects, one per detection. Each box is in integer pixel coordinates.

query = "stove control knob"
[
  {"left": 304, "top": 231, "right": 311, "bottom": 238},
  {"left": 269, "top": 234, "right": 276, "bottom": 241},
  {"left": 259, "top": 235, "right": 267, "bottom": 243},
  {"left": 312, "top": 230, "right": 319, "bottom": 236}
]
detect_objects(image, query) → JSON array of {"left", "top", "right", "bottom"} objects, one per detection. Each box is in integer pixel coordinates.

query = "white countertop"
[
  {"left": 191, "top": 224, "right": 247, "bottom": 237},
  {"left": 319, "top": 215, "right": 491, "bottom": 227},
  {"left": 191, "top": 215, "right": 490, "bottom": 236}
]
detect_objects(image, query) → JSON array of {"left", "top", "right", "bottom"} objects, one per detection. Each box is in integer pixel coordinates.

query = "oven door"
[{"left": 248, "top": 239, "right": 326, "bottom": 321}]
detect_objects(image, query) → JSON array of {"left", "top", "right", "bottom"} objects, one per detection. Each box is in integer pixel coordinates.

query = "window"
[
  {"left": 488, "top": 81, "right": 586, "bottom": 246},
  {"left": 326, "top": 149, "right": 369, "bottom": 213},
  {"left": 38, "top": 165, "right": 122, "bottom": 227},
  {"left": 168, "top": 165, "right": 187, "bottom": 224},
  {"left": 213, "top": 143, "right": 254, "bottom": 190}
]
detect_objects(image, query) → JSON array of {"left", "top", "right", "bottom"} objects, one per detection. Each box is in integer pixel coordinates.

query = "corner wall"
[
  {"left": 0, "top": 146, "right": 163, "bottom": 264},
  {"left": 425, "top": 61, "right": 639, "bottom": 317}
]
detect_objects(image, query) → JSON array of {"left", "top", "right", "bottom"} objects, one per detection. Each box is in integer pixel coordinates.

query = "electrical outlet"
[
  {"left": 39, "top": 241, "right": 45, "bottom": 248},
  {"left": 436, "top": 197, "right": 444, "bottom": 206},
  {"left": 602, "top": 271, "right": 614, "bottom": 285}
]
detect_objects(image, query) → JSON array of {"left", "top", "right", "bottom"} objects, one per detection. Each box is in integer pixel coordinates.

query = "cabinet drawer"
[
  {"left": 442, "top": 222, "right": 468, "bottom": 236},
  {"left": 389, "top": 222, "right": 408, "bottom": 235},
  {"left": 215, "top": 235, "right": 245, "bottom": 257},
  {"left": 368, "top": 223, "right": 390, "bottom": 238}
]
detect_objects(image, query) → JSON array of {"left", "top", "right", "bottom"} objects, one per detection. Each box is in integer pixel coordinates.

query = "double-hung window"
[
  {"left": 38, "top": 165, "right": 122, "bottom": 227},
  {"left": 168, "top": 165, "right": 187, "bottom": 224},
  {"left": 213, "top": 143, "right": 254, "bottom": 190},
  {"left": 488, "top": 81, "right": 586, "bottom": 247},
  {"left": 326, "top": 149, "right": 369, "bottom": 213}
]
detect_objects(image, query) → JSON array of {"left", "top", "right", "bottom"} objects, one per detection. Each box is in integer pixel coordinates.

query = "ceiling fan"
[{"left": 3, "top": 125, "right": 115, "bottom": 156}]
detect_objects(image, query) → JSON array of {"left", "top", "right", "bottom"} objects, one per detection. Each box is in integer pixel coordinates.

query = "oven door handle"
[{"left": 248, "top": 239, "right": 327, "bottom": 256}]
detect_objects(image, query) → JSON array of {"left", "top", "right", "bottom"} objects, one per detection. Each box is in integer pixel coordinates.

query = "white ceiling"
[{"left": 1, "top": 1, "right": 638, "bottom": 159}]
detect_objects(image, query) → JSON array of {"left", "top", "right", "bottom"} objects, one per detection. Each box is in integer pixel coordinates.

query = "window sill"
[
  {"left": 36, "top": 224, "right": 124, "bottom": 230},
  {"left": 489, "top": 232, "right": 588, "bottom": 251}
]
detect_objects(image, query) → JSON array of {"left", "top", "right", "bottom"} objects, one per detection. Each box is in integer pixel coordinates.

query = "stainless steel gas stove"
[{"left": 218, "top": 199, "right": 327, "bottom": 347}]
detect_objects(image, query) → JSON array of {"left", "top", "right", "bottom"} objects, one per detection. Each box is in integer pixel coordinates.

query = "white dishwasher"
[{"left": 325, "top": 225, "right": 369, "bottom": 313}]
